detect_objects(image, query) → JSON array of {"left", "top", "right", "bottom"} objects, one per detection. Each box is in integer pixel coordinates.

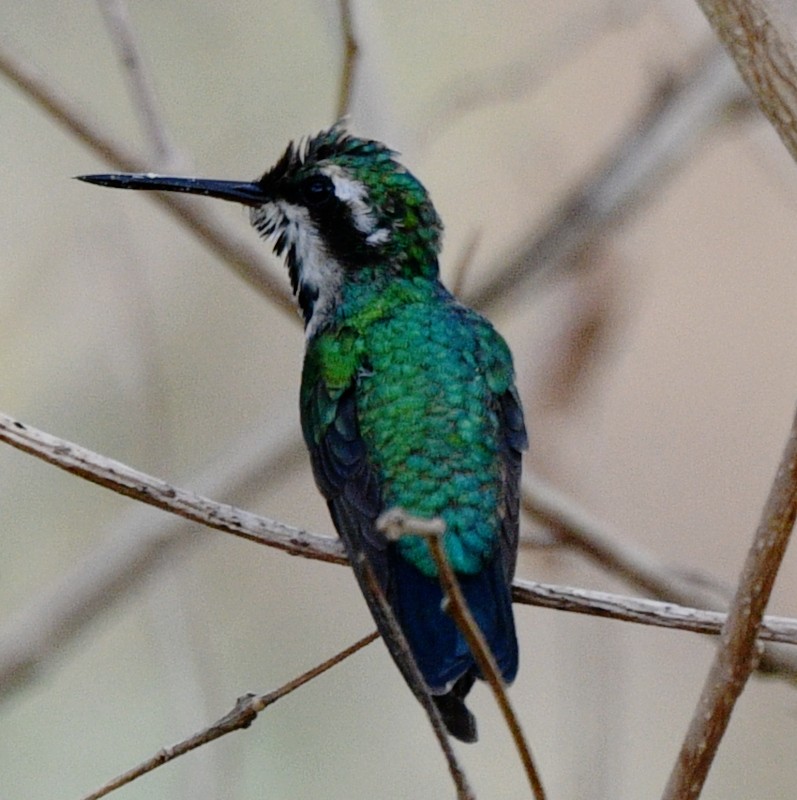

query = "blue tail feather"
[{"left": 389, "top": 548, "right": 518, "bottom": 693}]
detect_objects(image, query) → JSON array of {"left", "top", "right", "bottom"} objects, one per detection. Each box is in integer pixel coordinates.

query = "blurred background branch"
[
  {"left": 2, "top": 2, "right": 797, "bottom": 798},
  {"left": 471, "top": 45, "right": 751, "bottom": 313},
  {"left": 0, "top": 37, "right": 292, "bottom": 312},
  {"left": 96, "top": 0, "right": 181, "bottom": 169}
]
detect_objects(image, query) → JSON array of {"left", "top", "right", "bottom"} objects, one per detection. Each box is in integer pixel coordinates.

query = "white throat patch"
[{"left": 250, "top": 201, "right": 343, "bottom": 339}]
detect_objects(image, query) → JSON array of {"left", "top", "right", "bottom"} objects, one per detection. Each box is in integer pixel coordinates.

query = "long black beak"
[{"left": 75, "top": 173, "right": 269, "bottom": 207}]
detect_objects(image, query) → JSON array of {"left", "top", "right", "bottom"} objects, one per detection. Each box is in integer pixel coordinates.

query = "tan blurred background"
[{"left": 2, "top": 2, "right": 797, "bottom": 798}]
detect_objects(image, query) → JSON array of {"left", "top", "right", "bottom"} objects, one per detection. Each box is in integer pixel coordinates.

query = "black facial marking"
[
  {"left": 250, "top": 129, "right": 410, "bottom": 324},
  {"left": 297, "top": 281, "right": 320, "bottom": 321}
]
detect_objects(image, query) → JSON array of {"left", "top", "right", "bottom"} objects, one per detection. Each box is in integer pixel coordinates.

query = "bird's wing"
[
  {"left": 301, "top": 370, "right": 387, "bottom": 575},
  {"left": 472, "top": 316, "right": 528, "bottom": 585},
  {"left": 301, "top": 332, "right": 435, "bottom": 708},
  {"left": 300, "top": 319, "right": 528, "bottom": 735},
  {"left": 496, "top": 383, "right": 527, "bottom": 583},
  {"left": 299, "top": 331, "right": 387, "bottom": 577}
]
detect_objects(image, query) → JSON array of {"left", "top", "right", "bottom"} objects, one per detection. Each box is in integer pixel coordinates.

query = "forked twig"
[
  {"left": 378, "top": 508, "right": 546, "bottom": 800},
  {"left": 79, "top": 632, "right": 378, "bottom": 800}
]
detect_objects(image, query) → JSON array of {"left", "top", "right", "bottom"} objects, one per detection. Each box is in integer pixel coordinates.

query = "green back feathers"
[
  {"left": 290, "top": 126, "right": 519, "bottom": 578},
  {"left": 301, "top": 292, "right": 517, "bottom": 577}
]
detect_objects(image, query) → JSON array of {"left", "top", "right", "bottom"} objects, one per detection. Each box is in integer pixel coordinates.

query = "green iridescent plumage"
[
  {"left": 286, "top": 128, "right": 527, "bottom": 742},
  {"left": 78, "top": 125, "right": 527, "bottom": 744},
  {"left": 302, "top": 283, "right": 517, "bottom": 577}
]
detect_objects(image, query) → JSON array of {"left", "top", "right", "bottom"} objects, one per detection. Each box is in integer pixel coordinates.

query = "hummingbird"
[{"left": 78, "top": 125, "right": 527, "bottom": 742}]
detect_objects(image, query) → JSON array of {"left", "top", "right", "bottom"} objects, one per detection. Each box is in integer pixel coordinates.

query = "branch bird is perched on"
[{"left": 78, "top": 125, "right": 528, "bottom": 742}]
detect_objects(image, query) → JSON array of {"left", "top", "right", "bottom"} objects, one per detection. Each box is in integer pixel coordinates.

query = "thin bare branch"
[
  {"left": 522, "top": 473, "right": 797, "bottom": 678},
  {"left": 0, "top": 37, "right": 293, "bottom": 315},
  {"left": 431, "top": 537, "right": 545, "bottom": 800},
  {"left": 470, "top": 46, "right": 749, "bottom": 315},
  {"left": 96, "top": 0, "right": 180, "bottom": 166},
  {"left": 378, "top": 508, "right": 546, "bottom": 800},
  {"left": 0, "top": 410, "right": 305, "bottom": 697},
  {"left": 522, "top": 476, "right": 723, "bottom": 604},
  {"left": 335, "top": 0, "right": 360, "bottom": 119},
  {"left": 662, "top": 406, "right": 797, "bottom": 800},
  {"left": 696, "top": 0, "right": 797, "bottom": 164},
  {"left": 511, "top": 579, "right": 797, "bottom": 646},
  {"left": 3, "top": 410, "right": 797, "bottom": 680},
  {"left": 79, "top": 632, "right": 378, "bottom": 800},
  {"left": 376, "top": 507, "right": 446, "bottom": 539},
  {"left": 359, "top": 559, "right": 474, "bottom": 799},
  {"left": 0, "top": 411, "right": 344, "bottom": 564}
]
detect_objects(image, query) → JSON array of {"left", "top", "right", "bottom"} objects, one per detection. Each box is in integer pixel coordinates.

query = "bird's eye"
[{"left": 301, "top": 174, "right": 334, "bottom": 206}]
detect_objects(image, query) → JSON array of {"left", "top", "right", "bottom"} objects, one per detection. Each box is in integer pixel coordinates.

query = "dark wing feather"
[
  {"left": 307, "top": 384, "right": 435, "bottom": 702},
  {"left": 311, "top": 384, "right": 387, "bottom": 579},
  {"left": 497, "top": 384, "right": 528, "bottom": 585},
  {"left": 301, "top": 319, "right": 527, "bottom": 742},
  {"left": 315, "top": 387, "right": 482, "bottom": 741}
]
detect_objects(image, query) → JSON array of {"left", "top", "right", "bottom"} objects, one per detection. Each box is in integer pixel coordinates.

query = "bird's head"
[{"left": 78, "top": 126, "right": 443, "bottom": 332}]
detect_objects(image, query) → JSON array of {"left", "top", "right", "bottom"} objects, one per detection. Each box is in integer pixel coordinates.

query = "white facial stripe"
[{"left": 320, "top": 164, "right": 388, "bottom": 243}]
